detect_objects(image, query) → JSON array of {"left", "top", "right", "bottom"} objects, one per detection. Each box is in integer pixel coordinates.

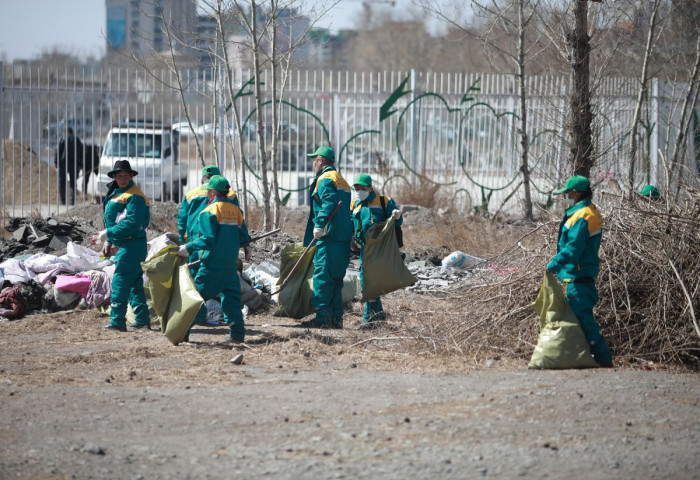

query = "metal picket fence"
[{"left": 1, "top": 63, "right": 697, "bottom": 220}]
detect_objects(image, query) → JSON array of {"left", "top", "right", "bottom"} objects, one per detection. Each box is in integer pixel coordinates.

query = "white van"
[{"left": 91, "top": 119, "right": 187, "bottom": 202}]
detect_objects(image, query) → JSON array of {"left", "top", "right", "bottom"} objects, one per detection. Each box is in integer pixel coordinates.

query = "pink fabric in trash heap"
[{"left": 54, "top": 275, "right": 92, "bottom": 298}]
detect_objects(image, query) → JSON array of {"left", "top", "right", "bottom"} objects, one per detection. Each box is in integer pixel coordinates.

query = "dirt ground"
[
  {"left": 1, "top": 302, "right": 699, "bottom": 479},
  {"left": 1, "top": 205, "right": 699, "bottom": 479}
]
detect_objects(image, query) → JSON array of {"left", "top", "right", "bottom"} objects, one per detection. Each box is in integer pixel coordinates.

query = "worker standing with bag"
[
  {"left": 177, "top": 164, "right": 243, "bottom": 326},
  {"left": 547, "top": 175, "right": 613, "bottom": 368},
  {"left": 96, "top": 160, "right": 151, "bottom": 332},
  {"left": 350, "top": 173, "right": 403, "bottom": 330},
  {"left": 299, "top": 146, "right": 353, "bottom": 329},
  {"left": 177, "top": 175, "right": 251, "bottom": 344}
]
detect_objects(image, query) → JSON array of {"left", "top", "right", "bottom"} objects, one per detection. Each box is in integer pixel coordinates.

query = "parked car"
[
  {"left": 171, "top": 121, "right": 200, "bottom": 138},
  {"left": 90, "top": 119, "right": 187, "bottom": 202}
]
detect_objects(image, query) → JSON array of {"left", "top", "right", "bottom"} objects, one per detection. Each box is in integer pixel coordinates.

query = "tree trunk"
[
  {"left": 215, "top": 0, "right": 249, "bottom": 216},
  {"left": 270, "top": 2, "right": 282, "bottom": 228},
  {"left": 250, "top": 0, "right": 272, "bottom": 229},
  {"left": 628, "top": 0, "right": 661, "bottom": 199},
  {"left": 518, "top": 0, "right": 533, "bottom": 221},
  {"left": 567, "top": 0, "right": 594, "bottom": 177}
]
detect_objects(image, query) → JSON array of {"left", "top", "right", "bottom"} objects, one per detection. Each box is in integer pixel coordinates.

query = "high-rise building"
[{"left": 105, "top": 0, "right": 197, "bottom": 60}]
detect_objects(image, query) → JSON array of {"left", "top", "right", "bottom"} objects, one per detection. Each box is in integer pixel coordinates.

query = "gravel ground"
[{"left": 0, "top": 309, "right": 698, "bottom": 480}]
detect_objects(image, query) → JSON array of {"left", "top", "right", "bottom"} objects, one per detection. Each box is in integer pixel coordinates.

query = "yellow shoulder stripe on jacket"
[
  {"left": 565, "top": 204, "right": 603, "bottom": 236},
  {"left": 318, "top": 170, "right": 352, "bottom": 193},
  {"left": 185, "top": 185, "right": 208, "bottom": 202},
  {"left": 112, "top": 184, "right": 151, "bottom": 205},
  {"left": 203, "top": 201, "right": 243, "bottom": 226}
]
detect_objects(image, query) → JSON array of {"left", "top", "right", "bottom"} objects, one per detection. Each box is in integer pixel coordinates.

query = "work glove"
[
  {"left": 102, "top": 242, "right": 113, "bottom": 258},
  {"left": 244, "top": 246, "right": 252, "bottom": 262},
  {"left": 177, "top": 245, "right": 189, "bottom": 257},
  {"left": 313, "top": 227, "right": 323, "bottom": 239},
  {"left": 91, "top": 230, "right": 108, "bottom": 245},
  {"left": 392, "top": 209, "right": 401, "bottom": 219},
  {"left": 350, "top": 237, "right": 361, "bottom": 255}
]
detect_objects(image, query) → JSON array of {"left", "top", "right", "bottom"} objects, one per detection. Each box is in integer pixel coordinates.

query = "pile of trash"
[
  {"left": 0, "top": 217, "right": 93, "bottom": 262},
  {"left": 404, "top": 251, "right": 486, "bottom": 294}
]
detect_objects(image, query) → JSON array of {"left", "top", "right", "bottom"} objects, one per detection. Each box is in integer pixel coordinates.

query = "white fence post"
[{"left": 0, "top": 61, "right": 4, "bottom": 225}]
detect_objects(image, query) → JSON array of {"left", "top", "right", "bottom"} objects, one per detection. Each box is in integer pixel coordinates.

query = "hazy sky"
[{"left": 0, "top": 0, "right": 440, "bottom": 62}]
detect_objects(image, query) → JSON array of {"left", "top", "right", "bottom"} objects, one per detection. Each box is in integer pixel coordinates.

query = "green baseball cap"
[
  {"left": 202, "top": 175, "right": 230, "bottom": 192},
  {"left": 306, "top": 145, "right": 335, "bottom": 162},
  {"left": 638, "top": 184, "right": 660, "bottom": 198},
  {"left": 353, "top": 173, "right": 372, "bottom": 187},
  {"left": 554, "top": 175, "right": 590, "bottom": 194},
  {"left": 202, "top": 165, "right": 221, "bottom": 177}
]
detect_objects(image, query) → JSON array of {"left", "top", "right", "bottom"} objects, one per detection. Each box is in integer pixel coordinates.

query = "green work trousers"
[
  {"left": 109, "top": 239, "right": 150, "bottom": 328},
  {"left": 312, "top": 239, "right": 350, "bottom": 326},
  {"left": 193, "top": 266, "right": 244, "bottom": 341},
  {"left": 566, "top": 282, "right": 612, "bottom": 363}
]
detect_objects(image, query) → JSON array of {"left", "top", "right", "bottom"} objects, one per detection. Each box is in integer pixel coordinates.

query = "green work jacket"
[{"left": 103, "top": 180, "right": 150, "bottom": 247}]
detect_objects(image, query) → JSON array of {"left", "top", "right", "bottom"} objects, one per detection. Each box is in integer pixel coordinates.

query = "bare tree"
[{"left": 420, "top": 0, "right": 546, "bottom": 220}]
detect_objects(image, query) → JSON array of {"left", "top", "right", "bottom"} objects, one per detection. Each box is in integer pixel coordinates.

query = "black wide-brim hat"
[{"left": 107, "top": 160, "right": 139, "bottom": 178}]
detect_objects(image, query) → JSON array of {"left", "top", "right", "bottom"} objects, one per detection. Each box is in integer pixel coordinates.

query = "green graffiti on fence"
[{"left": 231, "top": 73, "right": 555, "bottom": 212}]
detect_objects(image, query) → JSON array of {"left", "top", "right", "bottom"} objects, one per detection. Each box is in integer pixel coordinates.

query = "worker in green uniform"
[
  {"left": 177, "top": 175, "right": 251, "bottom": 343},
  {"left": 97, "top": 160, "right": 151, "bottom": 332},
  {"left": 350, "top": 173, "right": 403, "bottom": 330},
  {"left": 547, "top": 175, "right": 613, "bottom": 367},
  {"left": 299, "top": 146, "right": 353, "bottom": 329},
  {"left": 177, "top": 164, "right": 241, "bottom": 326}
]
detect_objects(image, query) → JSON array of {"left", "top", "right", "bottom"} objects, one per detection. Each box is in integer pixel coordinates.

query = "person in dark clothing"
[{"left": 54, "top": 127, "right": 84, "bottom": 205}]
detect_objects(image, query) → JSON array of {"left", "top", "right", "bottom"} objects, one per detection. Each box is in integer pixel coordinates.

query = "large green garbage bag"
[
  {"left": 360, "top": 216, "right": 416, "bottom": 302},
  {"left": 276, "top": 242, "right": 316, "bottom": 319},
  {"left": 141, "top": 246, "right": 203, "bottom": 345},
  {"left": 528, "top": 272, "right": 598, "bottom": 369},
  {"left": 163, "top": 264, "right": 204, "bottom": 345},
  {"left": 141, "top": 245, "right": 180, "bottom": 322}
]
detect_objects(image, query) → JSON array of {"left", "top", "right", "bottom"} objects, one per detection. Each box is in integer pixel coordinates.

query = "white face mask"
[
  {"left": 356, "top": 190, "right": 370, "bottom": 202},
  {"left": 565, "top": 197, "right": 576, "bottom": 207}
]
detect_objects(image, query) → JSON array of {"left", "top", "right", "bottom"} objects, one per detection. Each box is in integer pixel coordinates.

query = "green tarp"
[
  {"left": 276, "top": 242, "right": 316, "bottom": 319},
  {"left": 141, "top": 246, "right": 204, "bottom": 345},
  {"left": 360, "top": 216, "right": 416, "bottom": 302},
  {"left": 529, "top": 272, "right": 598, "bottom": 369}
]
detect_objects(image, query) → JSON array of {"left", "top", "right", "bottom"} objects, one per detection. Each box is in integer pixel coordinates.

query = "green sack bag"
[
  {"left": 163, "top": 264, "right": 204, "bottom": 345},
  {"left": 276, "top": 242, "right": 316, "bottom": 319},
  {"left": 141, "top": 244, "right": 181, "bottom": 327},
  {"left": 360, "top": 216, "right": 416, "bottom": 302},
  {"left": 528, "top": 272, "right": 598, "bottom": 369}
]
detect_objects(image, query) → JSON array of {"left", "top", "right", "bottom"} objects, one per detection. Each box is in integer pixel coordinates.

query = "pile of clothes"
[
  {"left": 0, "top": 242, "right": 113, "bottom": 320},
  {"left": 0, "top": 233, "right": 266, "bottom": 322}
]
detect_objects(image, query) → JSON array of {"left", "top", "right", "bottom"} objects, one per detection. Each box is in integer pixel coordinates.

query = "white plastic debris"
[{"left": 440, "top": 251, "right": 485, "bottom": 270}]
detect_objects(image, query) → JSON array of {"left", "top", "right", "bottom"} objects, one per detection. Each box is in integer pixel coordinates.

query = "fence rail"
[{"left": 1, "top": 64, "right": 698, "bottom": 220}]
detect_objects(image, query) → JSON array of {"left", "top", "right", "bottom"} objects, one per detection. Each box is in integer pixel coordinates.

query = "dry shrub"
[
  {"left": 381, "top": 191, "right": 700, "bottom": 369},
  {"left": 385, "top": 174, "right": 441, "bottom": 209}
]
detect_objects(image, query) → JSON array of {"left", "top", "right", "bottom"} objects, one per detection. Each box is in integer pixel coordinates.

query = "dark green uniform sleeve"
[
  {"left": 385, "top": 197, "right": 403, "bottom": 227},
  {"left": 314, "top": 177, "right": 339, "bottom": 230},
  {"left": 547, "top": 218, "right": 588, "bottom": 273},
  {"left": 177, "top": 197, "right": 190, "bottom": 243},
  {"left": 187, "top": 210, "right": 217, "bottom": 253}
]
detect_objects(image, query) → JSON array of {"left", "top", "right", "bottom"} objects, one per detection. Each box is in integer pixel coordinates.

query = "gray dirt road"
[{"left": 1, "top": 364, "right": 698, "bottom": 479}]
